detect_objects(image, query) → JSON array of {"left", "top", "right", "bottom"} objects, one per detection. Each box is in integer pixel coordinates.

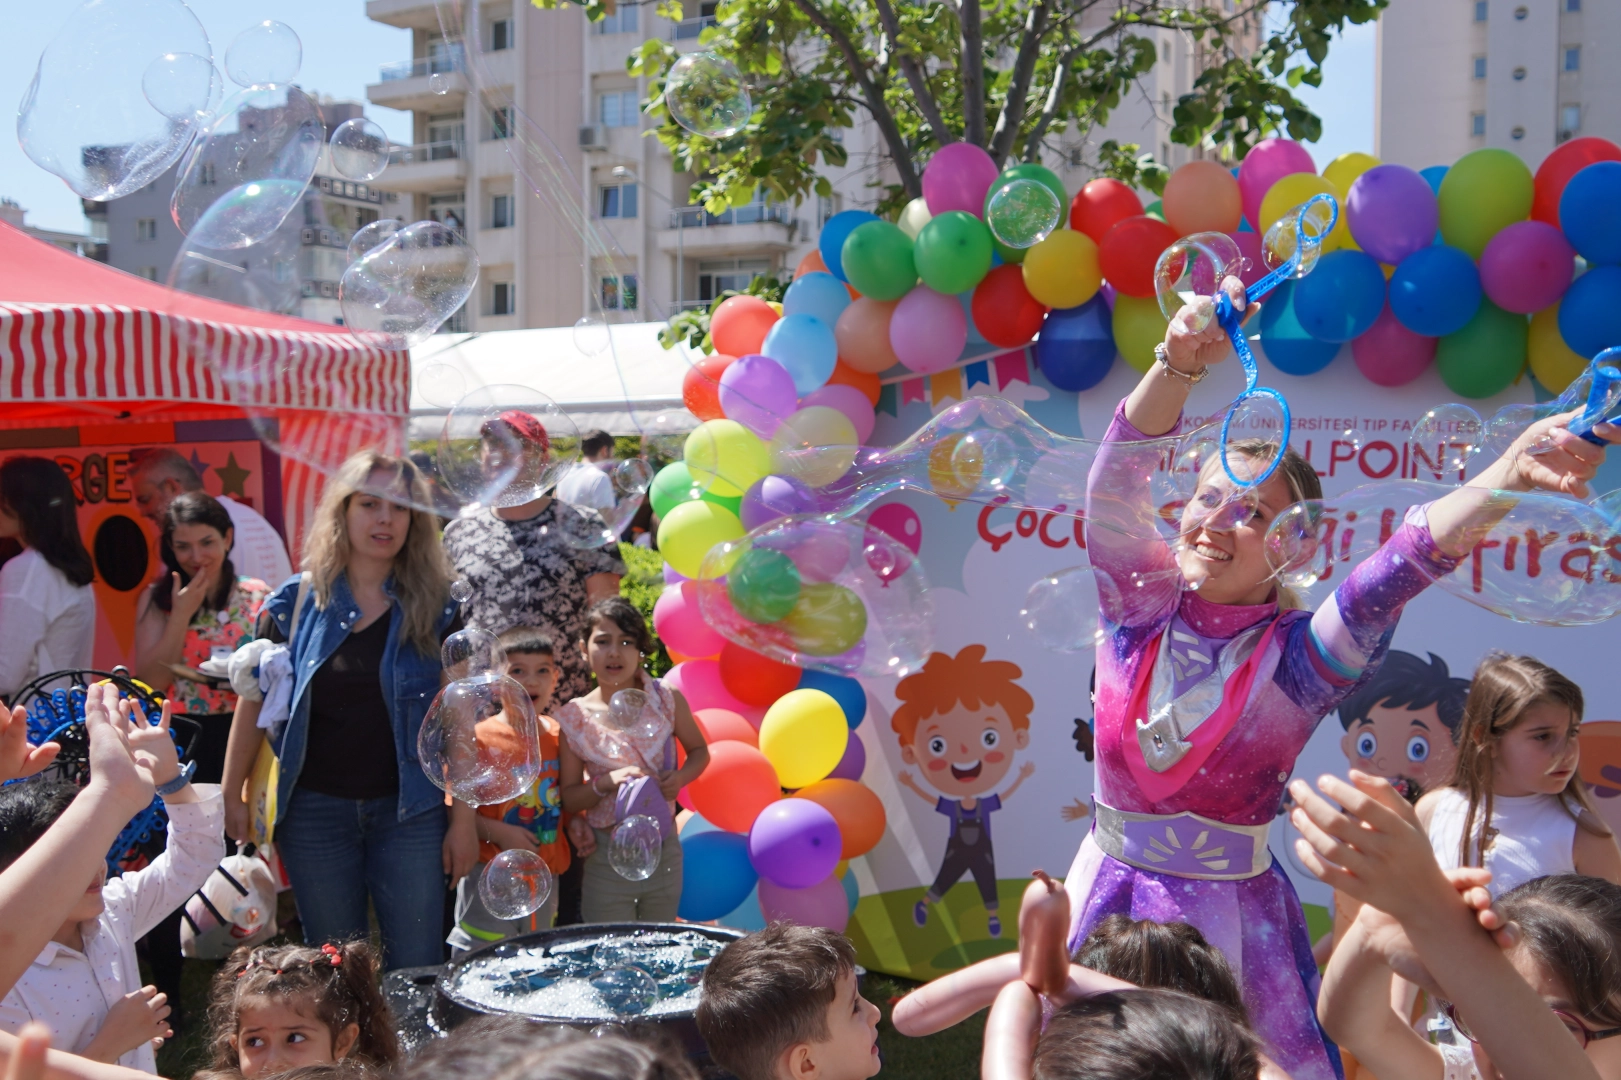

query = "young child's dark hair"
[
  {"left": 1493, "top": 874, "right": 1621, "bottom": 1032},
  {"left": 578, "top": 596, "right": 655, "bottom": 656},
  {"left": 195, "top": 1063, "right": 383, "bottom": 1080},
  {"left": 1073, "top": 915, "right": 1248, "bottom": 1024},
  {"left": 0, "top": 779, "right": 78, "bottom": 871},
  {"left": 398, "top": 1014, "right": 698, "bottom": 1080},
  {"left": 498, "top": 626, "right": 555, "bottom": 657},
  {"left": 206, "top": 942, "right": 399, "bottom": 1072},
  {"left": 1033, "top": 989, "right": 1261, "bottom": 1080},
  {"left": 696, "top": 923, "right": 857, "bottom": 1080},
  {"left": 1337, "top": 650, "right": 1470, "bottom": 735}
]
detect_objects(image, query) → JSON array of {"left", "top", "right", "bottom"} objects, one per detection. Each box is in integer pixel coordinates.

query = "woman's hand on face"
[
  {"left": 1164, "top": 276, "right": 1259, "bottom": 373},
  {"left": 170, "top": 571, "right": 211, "bottom": 621},
  {"left": 1495, "top": 410, "right": 1613, "bottom": 498}
]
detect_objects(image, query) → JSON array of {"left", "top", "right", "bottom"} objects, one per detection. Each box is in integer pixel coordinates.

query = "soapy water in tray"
[{"left": 449, "top": 930, "right": 722, "bottom": 1019}]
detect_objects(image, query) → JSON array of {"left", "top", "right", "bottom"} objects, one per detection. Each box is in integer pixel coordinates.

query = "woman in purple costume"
[{"left": 1067, "top": 278, "right": 1617, "bottom": 1080}]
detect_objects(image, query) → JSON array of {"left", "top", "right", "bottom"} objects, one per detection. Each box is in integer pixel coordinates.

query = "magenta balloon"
[
  {"left": 748, "top": 800, "right": 842, "bottom": 888},
  {"left": 758, "top": 873, "right": 850, "bottom": 932},
  {"left": 1228, "top": 231, "right": 1265, "bottom": 289},
  {"left": 1237, "top": 138, "right": 1316, "bottom": 233},
  {"left": 922, "top": 142, "right": 1000, "bottom": 217},
  {"left": 827, "top": 727, "right": 867, "bottom": 780},
  {"left": 1346, "top": 165, "right": 1439, "bottom": 266},
  {"left": 719, "top": 354, "right": 799, "bottom": 439},
  {"left": 653, "top": 581, "right": 727, "bottom": 658},
  {"left": 1351, "top": 302, "right": 1436, "bottom": 387},
  {"left": 798, "top": 383, "right": 876, "bottom": 444},
  {"left": 890, "top": 286, "right": 968, "bottom": 374},
  {"left": 1479, "top": 221, "right": 1576, "bottom": 314},
  {"left": 763, "top": 520, "right": 852, "bottom": 583},
  {"left": 865, "top": 501, "right": 922, "bottom": 555},
  {"left": 741, "top": 474, "right": 819, "bottom": 531}
]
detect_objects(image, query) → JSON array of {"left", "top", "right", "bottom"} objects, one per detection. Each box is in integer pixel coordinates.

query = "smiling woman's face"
[{"left": 1176, "top": 456, "right": 1297, "bottom": 607}]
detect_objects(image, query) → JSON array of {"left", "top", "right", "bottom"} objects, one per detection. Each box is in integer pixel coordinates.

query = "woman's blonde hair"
[
  {"left": 301, "top": 450, "right": 450, "bottom": 655},
  {"left": 1451, "top": 653, "right": 1608, "bottom": 867},
  {"left": 1191, "top": 438, "right": 1322, "bottom": 610}
]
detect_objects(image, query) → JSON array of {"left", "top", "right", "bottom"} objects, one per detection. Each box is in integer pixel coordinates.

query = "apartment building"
[
  {"left": 1376, "top": 0, "right": 1620, "bottom": 170},
  {"left": 1, "top": 199, "right": 104, "bottom": 260}
]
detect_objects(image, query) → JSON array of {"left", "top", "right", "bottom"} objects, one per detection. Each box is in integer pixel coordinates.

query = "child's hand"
[
  {"left": 566, "top": 815, "right": 597, "bottom": 857},
  {"left": 0, "top": 704, "right": 58, "bottom": 783},
  {"left": 84, "top": 986, "right": 171, "bottom": 1061},
  {"left": 83, "top": 685, "right": 158, "bottom": 820},
  {"left": 656, "top": 769, "right": 683, "bottom": 801},
  {"left": 484, "top": 820, "right": 539, "bottom": 854},
  {"left": 4, "top": 1022, "right": 51, "bottom": 1080},
  {"left": 122, "top": 700, "right": 183, "bottom": 792}
]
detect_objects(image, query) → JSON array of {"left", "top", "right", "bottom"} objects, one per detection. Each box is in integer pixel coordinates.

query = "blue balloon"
[
  {"left": 1035, "top": 294, "right": 1116, "bottom": 391},
  {"left": 797, "top": 669, "right": 868, "bottom": 728},
  {"left": 1293, "top": 250, "right": 1387, "bottom": 343},
  {"left": 783, "top": 272, "right": 851, "bottom": 329},
  {"left": 841, "top": 865, "right": 860, "bottom": 915},
  {"left": 719, "top": 883, "right": 767, "bottom": 932},
  {"left": 1258, "top": 279, "right": 1341, "bottom": 375},
  {"left": 1389, "top": 245, "right": 1483, "bottom": 337},
  {"left": 1559, "top": 161, "right": 1621, "bottom": 265},
  {"left": 1419, "top": 165, "right": 1449, "bottom": 196},
  {"left": 1558, "top": 264, "right": 1621, "bottom": 358},
  {"left": 819, "top": 210, "right": 879, "bottom": 283},
  {"left": 678, "top": 830, "right": 760, "bottom": 922},
  {"left": 762, "top": 314, "right": 838, "bottom": 394}
]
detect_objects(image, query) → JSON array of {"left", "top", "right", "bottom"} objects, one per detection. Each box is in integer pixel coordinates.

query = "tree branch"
[
  {"left": 871, "top": 0, "right": 950, "bottom": 144},
  {"left": 959, "top": 0, "right": 985, "bottom": 146},
  {"left": 786, "top": 0, "right": 923, "bottom": 196},
  {"left": 1022, "top": 45, "right": 1080, "bottom": 160},
  {"left": 987, "top": 0, "right": 1052, "bottom": 164}
]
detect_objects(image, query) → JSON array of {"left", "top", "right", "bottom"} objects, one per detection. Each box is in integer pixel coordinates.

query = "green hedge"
[{"left": 619, "top": 543, "right": 673, "bottom": 677}]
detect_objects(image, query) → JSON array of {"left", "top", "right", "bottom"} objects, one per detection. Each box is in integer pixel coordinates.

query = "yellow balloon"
[
  {"left": 1258, "top": 172, "right": 1338, "bottom": 236},
  {"left": 759, "top": 688, "right": 849, "bottom": 788},
  {"left": 767, "top": 301, "right": 784, "bottom": 315},
  {"left": 1321, "top": 152, "right": 1379, "bottom": 252},
  {"left": 898, "top": 197, "right": 933, "bottom": 240},
  {"left": 657, "top": 499, "right": 745, "bottom": 579},
  {"left": 685, "top": 419, "right": 769, "bottom": 498},
  {"left": 1022, "top": 230, "right": 1101, "bottom": 309},
  {"left": 782, "top": 582, "right": 868, "bottom": 656},
  {"left": 1529, "top": 303, "right": 1588, "bottom": 393},
  {"left": 1112, "top": 294, "right": 1169, "bottom": 373},
  {"left": 769, "top": 406, "right": 858, "bottom": 488}
]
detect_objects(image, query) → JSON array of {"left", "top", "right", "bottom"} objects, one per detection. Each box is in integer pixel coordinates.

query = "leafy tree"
[
  {"left": 539, "top": 0, "right": 1382, "bottom": 216},
  {"left": 657, "top": 272, "right": 787, "bottom": 351}
]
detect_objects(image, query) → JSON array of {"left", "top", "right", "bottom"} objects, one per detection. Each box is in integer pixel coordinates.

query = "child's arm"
[
  {"left": 1572, "top": 814, "right": 1621, "bottom": 884},
  {"left": 0, "top": 1024, "right": 177, "bottom": 1080},
  {"left": 78, "top": 988, "right": 171, "bottom": 1064},
  {"left": 659, "top": 689, "right": 709, "bottom": 802},
  {"left": 895, "top": 771, "right": 936, "bottom": 805},
  {"left": 1317, "top": 908, "right": 1443, "bottom": 1080},
  {"left": 999, "top": 761, "right": 1036, "bottom": 801},
  {"left": 478, "top": 818, "right": 539, "bottom": 853},
  {"left": 981, "top": 980, "right": 1039, "bottom": 1080},
  {"left": 891, "top": 955, "right": 1133, "bottom": 1036},
  {"left": 444, "top": 800, "right": 479, "bottom": 886},
  {"left": 0, "top": 705, "right": 58, "bottom": 783},
  {"left": 558, "top": 732, "right": 643, "bottom": 813}
]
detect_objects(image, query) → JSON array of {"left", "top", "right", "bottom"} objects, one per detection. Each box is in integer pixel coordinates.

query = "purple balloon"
[
  {"left": 1480, "top": 221, "right": 1576, "bottom": 314},
  {"left": 662, "top": 563, "right": 689, "bottom": 584},
  {"left": 741, "top": 475, "right": 819, "bottom": 531},
  {"left": 719, "top": 354, "right": 798, "bottom": 439},
  {"left": 890, "top": 286, "right": 967, "bottom": 375},
  {"left": 758, "top": 873, "right": 849, "bottom": 932},
  {"left": 1346, "top": 165, "right": 1439, "bottom": 266},
  {"left": 748, "top": 800, "right": 842, "bottom": 889},
  {"left": 922, "top": 142, "right": 1000, "bottom": 218},
  {"left": 827, "top": 731, "right": 866, "bottom": 781}
]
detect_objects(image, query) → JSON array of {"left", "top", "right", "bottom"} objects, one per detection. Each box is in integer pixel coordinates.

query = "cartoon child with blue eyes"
[{"left": 1336, "top": 650, "right": 1471, "bottom": 803}]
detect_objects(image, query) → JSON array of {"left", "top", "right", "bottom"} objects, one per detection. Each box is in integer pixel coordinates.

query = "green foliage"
[
  {"left": 1095, "top": 140, "right": 1170, "bottom": 196},
  {"left": 618, "top": 543, "right": 674, "bottom": 677},
  {"left": 657, "top": 272, "right": 789, "bottom": 352}
]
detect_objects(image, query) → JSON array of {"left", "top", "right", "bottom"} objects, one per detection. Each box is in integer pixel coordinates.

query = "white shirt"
[
  {"left": 0, "top": 548, "right": 95, "bottom": 702},
  {"left": 554, "top": 462, "right": 616, "bottom": 513},
  {"left": 219, "top": 496, "right": 293, "bottom": 590},
  {"left": 0, "top": 787, "right": 225, "bottom": 1073},
  {"left": 1428, "top": 786, "right": 1577, "bottom": 897}
]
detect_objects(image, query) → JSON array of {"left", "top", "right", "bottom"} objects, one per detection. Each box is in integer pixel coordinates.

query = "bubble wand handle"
[{"left": 1573, "top": 348, "right": 1621, "bottom": 447}]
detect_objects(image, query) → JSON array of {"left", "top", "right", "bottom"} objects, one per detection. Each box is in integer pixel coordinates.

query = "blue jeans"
[{"left": 276, "top": 787, "right": 448, "bottom": 970}]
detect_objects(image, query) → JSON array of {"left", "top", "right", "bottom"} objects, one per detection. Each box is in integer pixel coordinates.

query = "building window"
[
  {"left": 199, "top": 163, "right": 216, "bottom": 186},
  {"left": 136, "top": 266, "right": 158, "bottom": 281},
  {"left": 1565, "top": 46, "right": 1581, "bottom": 71},
  {"left": 599, "top": 90, "right": 639, "bottom": 128},
  {"left": 817, "top": 194, "right": 839, "bottom": 228},
  {"left": 600, "top": 274, "right": 638, "bottom": 311},
  {"left": 1471, "top": 112, "right": 1486, "bottom": 136},
  {"left": 1474, "top": 0, "right": 1487, "bottom": 20},
  {"left": 699, "top": 259, "right": 771, "bottom": 303},
  {"left": 490, "top": 106, "right": 513, "bottom": 140},
  {"left": 1511, "top": 126, "right": 1526, "bottom": 140},
  {"left": 1567, "top": 0, "right": 1581, "bottom": 9},
  {"left": 490, "top": 18, "right": 512, "bottom": 50},
  {"left": 429, "top": 192, "right": 466, "bottom": 233},
  {"left": 1513, "top": 5, "right": 1527, "bottom": 18},
  {"left": 598, "top": 183, "right": 638, "bottom": 219},
  {"left": 492, "top": 281, "right": 514, "bottom": 316},
  {"left": 135, "top": 218, "right": 157, "bottom": 241},
  {"left": 491, "top": 193, "right": 512, "bottom": 228},
  {"left": 1562, "top": 104, "right": 1582, "bottom": 134},
  {"left": 1473, "top": 56, "right": 1487, "bottom": 79},
  {"left": 598, "top": 5, "right": 638, "bottom": 33}
]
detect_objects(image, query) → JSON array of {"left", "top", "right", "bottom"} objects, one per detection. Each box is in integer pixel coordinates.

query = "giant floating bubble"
[
  {"left": 985, "top": 179, "right": 1061, "bottom": 249},
  {"left": 1020, "top": 567, "right": 1103, "bottom": 652},
  {"left": 224, "top": 21, "right": 302, "bottom": 88},
  {"left": 1155, "top": 232, "right": 1246, "bottom": 331},
  {"left": 347, "top": 218, "right": 402, "bottom": 264},
  {"left": 437, "top": 385, "right": 581, "bottom": 509},
  {"left": 417, "top": 672, "right": 542, "bottom": 806},
  {"left": 561, "top": 458, "right": 655, "bottom": 550},
  {"left": 167, "top": 183, "right": 317, "bottom": 314},
  {"left": 442, "top": 627, "right": 505, "bottom": 680},
  {"left": 479, "top": 848, "right": 555, "bottom": 920},
  {"left": 340, "top": 220, "right": 480, "bottom": 348},
  {"left": 608, "top": 815, "right": 663, "bottom": 882},
  {"left": 664, "top": 52, "right": 752, "bottom": 138},
  {"left": 18, "top": 0, "right": 215, "bottom": 200},
  {"left": 1411, "top": 404, "right": 1484, "bottom": 475},
  {"left": 329, "top": 117, "right": 390, "bottom": 182}
]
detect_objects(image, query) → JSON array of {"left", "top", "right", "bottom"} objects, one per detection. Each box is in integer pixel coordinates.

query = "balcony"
[
  {"left": 367, "top": 52, "right": 467, "bottom": 111},
  {"left": 671, "top": 15, "right": 716, "bottom": 40},
  {"left": 377, "top": 140, "right": 468, "bottom": 192},
  {"left": 365, "top": 0, "right": 445, "bottom": 29},
  {"left": 659, "top": 203, "right": 797, "bottom": 255}
]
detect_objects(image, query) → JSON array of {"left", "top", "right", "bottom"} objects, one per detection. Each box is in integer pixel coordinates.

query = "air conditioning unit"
[{"left": 579, "top": 125, "right": 608, "bottom": 151}]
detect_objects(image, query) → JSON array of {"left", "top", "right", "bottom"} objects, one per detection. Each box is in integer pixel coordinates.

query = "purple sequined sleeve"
[{"left": 1085, "top": 400, "right": 1181, "bottom": 629}]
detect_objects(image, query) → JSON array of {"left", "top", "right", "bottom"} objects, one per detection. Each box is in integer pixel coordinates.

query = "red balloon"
[
  {"left": 695, "top": 707, "right": 760, "bottom": 745},
  {"left": 710, "top": 294, "right": 779, "bottom": 357},
  {"left": 1533, "top": 136, "right": 1621, "bottom": 225},
  {"left": 686, "top": 741, "right": 781, "bottom": 833},
  {"left": 1070, "top": 179, "right": 1144, "bottom": 245},
  {"left": 971, "top": 265, "right": 1049, "bottom": 346},
  {"left": 718, "top": 641, "right": 801, "bottom": 706},
  {"left": 1099, "top": 215, "right": 1179, "bottom": 298},
  {"left": 682, "top": 353, "right": 735, "bottom": 421}
]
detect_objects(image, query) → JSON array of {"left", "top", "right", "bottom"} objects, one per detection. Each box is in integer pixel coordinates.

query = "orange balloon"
[
  {"left": 826, "top": 361, "right": 881, "bottom": 407},
  {"left": 695, "top": 707, "right": 759, "bottom": 747},
  {"left": 1162, "top": 160, "right": 1243, "bottom": 236},
  {"left": 711, "top": 295, "right": 779, "bottom": 357},
  {"left": 793, "top": 779, "right": 886, "bottom": 858},
  {"left": 797, "top": 249, "right": 860, "bottom": 298},
  {"left": 834, "top": 298, "right": 900, "bottom": 374},
  {"left": 687, "top": 741, "right": 782, "bottom": 833},
  {"left": 667, "top": 648, "right": 719, "bottom": 665}
]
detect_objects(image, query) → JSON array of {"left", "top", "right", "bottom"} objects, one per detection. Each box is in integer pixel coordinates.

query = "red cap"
[{"left": 483, "top": 410, "right": 551, "bottom": 455}]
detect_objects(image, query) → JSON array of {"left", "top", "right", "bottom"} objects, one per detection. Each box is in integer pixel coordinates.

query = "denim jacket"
[{"left": 261, "top": 572, "right": 458, "bottom": 823}]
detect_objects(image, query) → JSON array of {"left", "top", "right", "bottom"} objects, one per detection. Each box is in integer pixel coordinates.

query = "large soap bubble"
[
  {"left": 608, "top": 815, "right": 663, "bottom": 881},
  {"left": 479, "top": 849, "right": 555, "bottom": 920},
  {"left": 1155, "top": 232, "right": 1246, "bottom": 330},
  {"left": 171, "top": 85, "right": 325, "bottom": 249},
  {"left": 1020, "top": 567, "right": 1103, "bottom": 652},
  {"left": 1262, "top": 195, "right": 1337, "bottom": 278},
  {"left": 590, "top": 965, "right": 660, "bottom": 1016},
  {"left": 340, "top": 220, "right": 480, "bottom": 348},
  {"left": 664, "top": 52, "right": 752, "bottom": 138},
  {"left": 985, "top": 178, "right": 1061, "bottom": 249},
  {"left": 18, "top": 0, "right": 214, "bottom": 200},
  {"left": 442, "top": 627, "right": 505, "bottom": 679},
  {"left": 167, "top": 183, "right": 316, "bottom": 314},
  {"left": 417, "top": 672, "right": 542, "bottom": 806},
  {"left": 329, "top": 117, "right": 390, "bottom": 182},
  {"left": 224, "top": 21, "right": 302, "bottom": 88},
  {"left": 347, "top": 218, "right": 402, "bottom": 264},
  {"left": 1411, "top": 404, "right": 1484, "bottom": 475},
  {"left": 561, "top": 458, "right": 655, "bottom": 550},
  {"left": 437, "top": 385, "right": 581, "bottom": 509}
]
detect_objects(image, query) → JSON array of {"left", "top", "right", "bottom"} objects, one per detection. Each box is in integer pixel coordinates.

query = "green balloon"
[
  {"left": 991, "top": 236, "right": 1027, "bottom": 264},
  {"left": 994, "top": 163, "right": 1067, "bottom": 217},
  {"left": 1436, "top": 299, "right": 1528, "bottom": 398},
  {"left": 650, "top": 461, "right": 742, "bottom": 519},
  {"left": 912, "top": 211, "right": 994, "bottom": 295},
  {"left": 727, "top": 547, "right": 802, "bottom": 623},
  {"left": 841, "top": 220, "right": 917, "bottom": 300},
  {"left": 1438, "top": 148, "right": 1534, "bottom": 259},
  {"left": 1144, "top": 199, "right": 1165, "bottom": 222}
]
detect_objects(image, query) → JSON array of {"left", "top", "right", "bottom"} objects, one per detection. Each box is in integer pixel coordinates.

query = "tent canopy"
[{"left": 409, "top": 322, "right": 701, "bottom": 438}]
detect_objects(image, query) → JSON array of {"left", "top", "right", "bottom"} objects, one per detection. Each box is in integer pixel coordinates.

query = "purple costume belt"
[{"left": 1092, "top": 800, "right": 1273, "bottom": 881}]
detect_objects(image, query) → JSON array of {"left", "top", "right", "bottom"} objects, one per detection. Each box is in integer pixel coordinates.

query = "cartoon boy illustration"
[
  {"left": 893, "top": 644, "right": 1035, "bottom": 938},
  {"left": 1337, "top": 650, "right": 1470, "bottom": 802}
]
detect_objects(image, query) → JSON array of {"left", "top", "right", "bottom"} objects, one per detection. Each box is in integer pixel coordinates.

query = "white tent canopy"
[{"left": 409, "top": 321, "right": 702, "bottom": 438}]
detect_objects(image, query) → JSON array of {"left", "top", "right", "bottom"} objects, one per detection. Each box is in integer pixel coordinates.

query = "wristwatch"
[
  {"left": 155, "top": 759, "right": 197, "bottom": 797},
  {"left": 1154, "top": 342, "right": 1209, "bottom": 385}
]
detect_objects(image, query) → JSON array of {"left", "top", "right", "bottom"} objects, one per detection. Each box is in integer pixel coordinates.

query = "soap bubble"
[
  {"left": 142, "top": 52, "right": 220, "bottom": 124},
  {"left": 449, "top": 579, "right": 474, "bottom": 605},
  {"left": 1335, "top": 424, "right": 1365, "bottom": 456},
  {"left": 329, "top": 117, "right": 390, "bottom": 182},
  {"left": 166, "top": 184, "right": 313, "bottom": 314},
  {"left": 224, "top": 21, "right": 302, "bottom": 88},
  {"left": 1593, "top": 488, "right": 1621, "bottom": 524},
  {"left": 1263, "top": 502, "right": 1332, "bottom": 589},
  {"left": 415, "top": 360, "right": 468, "bottom": 409},
  {"left": 561, "top": 458, "right": 655, "bottom": 550},
  {"left": 609, "top": 815, "right": 663, "bottom": 881},
  {"left": 985, "top": 178, "right": 1061, "bottom": 249},
  {"left": 592, "top": 942, "right": 635, "bottom": 971},
  {"left": 664, "top": 51, "right": 752, "bottom": 138},
  {"left": 590, "top": 965, "right": 659, "bottom": 1016},
  {"left": 437, "top": 385, "right": 581, "bottom": 508},
  {"left": 949, "top": 430, "right": 1019, "bottom": 495},
  {"left": 479, "top": 849, "right": 555, "bottom": 920},
  {"left": 1411, "top": 404, "right": 1484, "bottom": 475},
  {"left": 1020, "top": 567, "right": 1102, "bottom": 652},
  {"left": 417, "top": 673, "right": 540, "bottom": 806},
  {"left": 347, "top": 218, "right": 402, "bottom": 264},
  {"left": 442, "top": 627, "right": 504, "bottom": 678},
  {"left": 430, "top": 73, "right": 452, "bottom": 95},
  {"left": 171, "top": 85, "right": 324, "bottom": 249},
  {"left": 339, "top": 220, "right": 480, "bottom": 348},
  {"left": 1262, "top": 195, "right": 1337, "bottom": 278},
  {"left": 573, "top": 316, "right": 611, "bottom": 357},
  {"left": 1155, "top": 232, "right": 1245, "bottom": 330},
  {"left": 18, "top": 0, "right": 213, "bottom": 200},
  {"left": 1484, "top": 403, "right": 1539, "bottom": 458},
  {"left": 608, "top": 689, "right": 648, "bottom": 730}
]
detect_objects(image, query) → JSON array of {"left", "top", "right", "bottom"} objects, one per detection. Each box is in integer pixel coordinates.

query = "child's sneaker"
[
  {"left": 913, "top": 899, "right": 928, "bottom": 927},
  {"left": 987, "top": 914, "right": 1002, "bottom": 937}
]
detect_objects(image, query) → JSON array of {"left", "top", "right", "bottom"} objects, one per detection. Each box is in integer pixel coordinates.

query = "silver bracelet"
[{"left": 1154, "top": 342, "right": 1209, "bottom": 385}]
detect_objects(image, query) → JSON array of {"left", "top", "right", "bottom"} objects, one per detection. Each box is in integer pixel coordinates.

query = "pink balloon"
[
  {"left": 1480, "top": 221, "right": 1576, "bottom": 314},
  {"left": 890, "top": 286, "right": 968, "bottom": 374},
  {"left": 922, "top": 142, "right": 1000, "bottom": 218},
  {"left": 758, "top": 873, "right": 850, "bottom": 932},
  {"left": 664, "top": 660, "right": 765, "bottom": 724},
  {"left": 653, "top": 581, "right": 727, "bottom": 659},
  {"left": 720, "top": 354, "right": 799, "bottom": 439},
  {"left": 798, "top": 383, "right": 876, "bottom": 444},
  {"left": 865, "top": 502, "right": 922, "bottom": 555},
  {"left": 1352, "top": 302, "right": 1436, "bottom": 387},
  {"left": 1237, "top": 138, "right": 1316, "bottom": 233},
  {"left": 1229, "top": 231, "right": 1265, "bottom": 290},
  {"left": 764, "top": 520, "right": 853, "bottom": 583}
]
